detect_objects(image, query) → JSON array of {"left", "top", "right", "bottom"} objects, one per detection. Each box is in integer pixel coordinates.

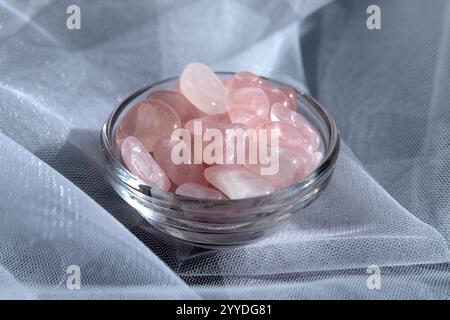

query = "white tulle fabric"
[{"left": 0, "top": 0, "right": 448, "bottom": 299}]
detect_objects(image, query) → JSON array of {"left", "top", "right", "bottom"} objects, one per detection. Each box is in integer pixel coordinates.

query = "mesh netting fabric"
[{"left": 0, "top": 0, "right": 449, "bottom": 299}]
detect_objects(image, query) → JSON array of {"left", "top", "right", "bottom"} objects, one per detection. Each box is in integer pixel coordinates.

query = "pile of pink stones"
[{"left": 117, "top": 62, "right": 322, "bottom": 200}]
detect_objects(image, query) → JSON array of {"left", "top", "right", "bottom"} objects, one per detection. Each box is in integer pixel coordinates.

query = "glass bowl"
[{"left": 100, "top": 72, "right": 340, "bottom": 248}]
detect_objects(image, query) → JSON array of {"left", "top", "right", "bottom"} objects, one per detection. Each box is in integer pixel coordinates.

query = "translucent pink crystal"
[
  {"left": 264, "top": 87, "right": 291, "bottom": 110},
  {"left": 270, "top": 103, "right": 320, "bottom": 151},
  {"left": 185, "top": 115, "right": 249, "bottom": 165},
  {"left": 175, "top": 182, "right": 226, "bottom": 200},
  {"left": 225, "top": 87, "right": 269, "bottom": 127},
  {"left": 223, "top": 123, "right": 250, "bottom": 165},
  {"left": 147, "top": 90, "right": 200, "bottom": 125},
  {"left": 153, "top": 137, "right": 208, "bottom": 186},
  {"left": 119, "top": 65, "right": 324, "bottom": 199},
  {"left": 280, "top": 86, "right": 297, "bottom": 111},
  {"left": 184, "top": 113, "right": 230, "bottom": 135},
  {"left": 224, "top": 71, "right": 264, "bottom": 91},
  {"left": 184, "top": 113, "right": 230, "bottom": 165},
  {"left": 171, "top": 78, "right": 181, "bottom": 92},
  {"left": 245, "top": 146, "right": 305, "bottom": 190},
  {"left": 225, "top": 71, "right": 292, "bottom": 110},
  {"left": 179, "top": 62, "right": 227, "bottom": 114},
  {"left": 256, "top": 121, "right": 314, "bottom": 158},
  {"left": 116, "top": 100, "right": 181, "bottom": 152},
  {"left": 120, "top": 136, "right": 170, "bottom": 191},
  {"left": 204, "top": 165, "right": 275, "bottom": 199}
]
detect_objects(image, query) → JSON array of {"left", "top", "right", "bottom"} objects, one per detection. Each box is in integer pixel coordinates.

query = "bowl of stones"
[{"left": 101, "top": 62, "right": 340, "bottom": 247}]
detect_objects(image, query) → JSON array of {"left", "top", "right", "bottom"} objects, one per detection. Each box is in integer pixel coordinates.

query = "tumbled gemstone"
[
  {"left": 270, "top": 103, "right": 320, "bottom": 151},
  {"left": 153, "top": 137, "right": 208, "bottom": 186},
  {"left": 223, "top": 123, "right": 250, "bottom": 165},
  {"left": 225, "top": 87, "right": 269, "bottom": 127},
  {"left": 204, "top": 165, "right": 275, "bottom": 199},
  {"left": 175, "top": 182, "right": 226, "bottom": 200},
  {"left": 185, "top": 115, "right": 248, "bottom": 165},
  {"left": 184, "top": 113, "right": 230, "bottom": 136},
  {"left": 225, "top": 71, "right": 292, "bottom": 111},
  {"left": 120, "top": 136, "right": 171, "bottom": 191},
  {"left": 147, "top": 90, "right": 200, "bottom": 125},
  {"left": 184, "top": 113, "right": 230, "bottom": 165},
  {"left": 224, "top": 71, "right": 264, "bottom": 91},
  {"left": 280, "top": 86, "right": 297, "bottom": 111},
  {"left": 245, "top": 146, "right": 305, "bottom": 190},
  {"left": 264, "top": 87, "right": 291, "bottom": 109},
  {"left": 172, "top": 78, "right": 181, "bottom": 92},
  {"left": 179, "top": 62, "right": 227, "bottom": 114},
  {"left": 116, "top": 100, "right": 181, "bottom": 152},
  {"left": 119, "top": 64, "right": 326, "bottom": 199},
  {"left": 256, "top": 121, "right": 314, "bottom": 158}
]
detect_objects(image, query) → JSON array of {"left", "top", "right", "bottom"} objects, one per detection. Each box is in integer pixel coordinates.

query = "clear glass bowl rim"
[{"left": 100, "top": 72, "right": 340, "bottom": 205}]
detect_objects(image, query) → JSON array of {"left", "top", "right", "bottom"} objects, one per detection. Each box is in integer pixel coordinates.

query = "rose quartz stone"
[
  {"left": 175, "top": 182, "right": 226, "bottom": 200},
  {"left": 224, "top": 71, "right": 265, "bottom": 91},
  {"left": 225, "top": 87, "right": 269, "bottom": 127},
  {"left": 120, "top": 136, "right": 170, "bottom": 191},
  {"left": 270, "top": 102, "right": 320, "bottom": 151},
  {"left": 119, "top": 65, "right": 324, "bottom": 199},
  {"left": 225, "top": 71, "right": 292, "bottom": 111},
  {"left": 245, "top": 146, "right": 305, "bottom": 190},
  {"left": 264, "top": 87, "right": 291, "bottom": 109},
  {"left": 184, "top": 113, "right": 231, "bottom": 165},
  {"left": 153, "top": 137, "right": 208, "bottom": 186},
  {"left": 184, "top": 113, "right": 230, "bottom": 135},
  {"left": 172, "top": 78, "right": 181, "bottom": 92},
  {"left": 116, "top": 100, "right": 181, "bottom": 152},
  {"left": 280, "top": 86, "right": 297, "bottom": 111},
  {"left": 223, "top": 123, "right": 250, "bottom": 165},
  {"left": 256, "top": 121, "right": 314, "bottom": 159},
  {"left": 204, "top": 165, "right": 275, "bottom": 199},
  {"left": 185, "top": 115, "right": 249, "bottom": 165},
  {"left": 179, "top": 62, "right": 227, "bottom": 114},
  {"left": 147, "top": 90, "right": 200, "bottom": 125}
]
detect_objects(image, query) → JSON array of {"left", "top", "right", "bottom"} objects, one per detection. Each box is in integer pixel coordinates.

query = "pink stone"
[
  {"left": 264, "top": 87, "right": 291, "bottom": 110},
  {"left": 280, "top": 86, "right": 297, "bottom": 111},
  {"left": 120, "top": 136, "right": 171, "bottom": 191},
  {"left": 147, "top": 90, "right": 200, "bottom": 125},
  {"left": 184, "top": 113, "right": 231, "bottom": 165},
  {"left": 245, "top": 146, "right": 305, "bottom": 190},
  {"left": 153, "top": 137, "right": 208, "bottom": 186},
  {"left": 118, "top": 65, "right": 324, "bottom": 199},
  {"left": 184, "top": 113, "right": 230, "bottom": 136},
  {"left": 172, "top": 78, "right": 181, "bottom": 92},
  {"left": 179, "top": 62, "right": 227, "bottom": 114},
  {"left": 116, "top": 100, "right": 181, "bottom": 152},
  {"left": 204, "top": 165, "right": 275, "bottom": 199},
  {"left": 225, "top": 71, "right": 292, "bottom": 111},
  {"left": 175, "top": 182, "right": 226, "bottom": 200},
  {"left": 185, "top": 115, "right": 248, "bottom": 165},
  {"left": 256, "top": 121, "right": 314, "bottom": 158},
  {"left": 223, "top": 123, "right": 250, "bottom": 165},
  {"left": 225, "top": 87, "right": 270, "bottom": 127},
  {"left": 270, "top": 103, "right": 320, "bottom": 151},
  {"left": 224, "top": 71, "right": 265, "bottom": 91}
]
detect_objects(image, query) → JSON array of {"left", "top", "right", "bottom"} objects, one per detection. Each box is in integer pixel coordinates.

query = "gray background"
[{"left": 0, "top": 0, "right": 449, "bottom": 299}]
